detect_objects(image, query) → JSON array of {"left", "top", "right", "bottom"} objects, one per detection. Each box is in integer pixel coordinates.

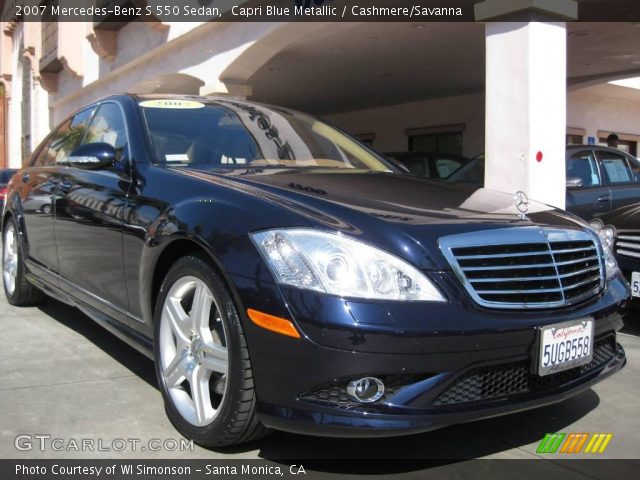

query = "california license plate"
[
  {"left": 632, "top": 272, "right": 640, "bottom": 298},
  {"left": 538, "top": 319, "right": 593, "bottom": 376}
]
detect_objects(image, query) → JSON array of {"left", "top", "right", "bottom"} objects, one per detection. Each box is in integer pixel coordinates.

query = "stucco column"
[{"left": 477, "top": 0, "right": 578, "bottom": 209}]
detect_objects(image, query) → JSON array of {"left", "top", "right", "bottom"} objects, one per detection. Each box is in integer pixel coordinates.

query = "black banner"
[
  {"left": 2, "top": 459, "right": 640, "bottom": 480},
  {"left": 2, "top": 0, "right": 640, "bottom": 23}
]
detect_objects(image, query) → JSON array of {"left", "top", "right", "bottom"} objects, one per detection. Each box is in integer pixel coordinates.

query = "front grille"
[
  {"left": 440, "top": 227, "right": 604, "bottom": 309},
  {"left": 615, "top": 231, "right": 640, "bottom": 260},
  {"left": 433, "top": 336, "right": 618, "bottom": 407}
]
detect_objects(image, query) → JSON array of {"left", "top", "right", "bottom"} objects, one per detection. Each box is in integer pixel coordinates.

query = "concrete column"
[{"left": 477, "top": 0, "right": 578, "bottom": 209}]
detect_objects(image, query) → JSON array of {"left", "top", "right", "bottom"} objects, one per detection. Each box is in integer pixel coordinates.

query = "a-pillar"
[{"left": 476, "top": 0, "right": 578, "bottom": 209}]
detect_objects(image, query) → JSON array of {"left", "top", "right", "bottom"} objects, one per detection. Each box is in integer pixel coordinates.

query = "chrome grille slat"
[
  {"left": 616, "top": 242, "right": 640, "bottom": 251},
  {"left": 615, "top": 230, "right": 640, "bottom": 260},
  {"left": 439, "top": 227, "right": 604, "bottom": 310},
  {"left": 618, "top": 249, "right": 640, "bottom": 259}
]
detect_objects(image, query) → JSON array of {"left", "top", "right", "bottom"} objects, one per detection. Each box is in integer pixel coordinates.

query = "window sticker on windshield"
[
  {"left": 139, "top": 100, "right": 205, "bottom": 109},
  {"left": 165, "top": 154, "right": 189, "bottom": 163}
]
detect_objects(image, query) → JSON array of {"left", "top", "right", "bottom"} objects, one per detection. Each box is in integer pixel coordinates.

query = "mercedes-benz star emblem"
[{"left": 514, "top": 191, "right": 530, "bottom": 219}]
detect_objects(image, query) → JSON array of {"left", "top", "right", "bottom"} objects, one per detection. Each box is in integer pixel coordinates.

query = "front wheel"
[{"left": 153, "top": 255, "right": 267, "bottom": 447}]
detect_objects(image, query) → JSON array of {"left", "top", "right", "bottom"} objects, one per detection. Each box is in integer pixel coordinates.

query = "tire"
[
  {"left": 2, "top": 217, "right": 46, "bottom": 306},
  {"left": 153, "top": 254, "right": 268, "bottom": 447}
]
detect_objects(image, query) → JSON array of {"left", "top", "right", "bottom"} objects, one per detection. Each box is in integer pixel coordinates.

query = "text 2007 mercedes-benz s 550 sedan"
[{"left": 1, "top": 95, "right": 629, "bottom": 447}]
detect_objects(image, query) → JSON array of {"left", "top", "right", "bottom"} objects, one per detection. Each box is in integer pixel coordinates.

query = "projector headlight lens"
[{"left": 251, "top": 229, "right": 446, "bottom": 302}]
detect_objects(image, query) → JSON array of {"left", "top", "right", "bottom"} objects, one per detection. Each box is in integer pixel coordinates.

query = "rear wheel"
[
  {"left": 2, "top": 218, "right": 45, "bottom": 306},
  {"left": 153, "top": 255, "right": 267, "bottom": 447}
]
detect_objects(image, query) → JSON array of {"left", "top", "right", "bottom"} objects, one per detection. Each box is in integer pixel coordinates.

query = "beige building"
[{"left": 1, "top": 0, "right": 640, "bottom": 208}]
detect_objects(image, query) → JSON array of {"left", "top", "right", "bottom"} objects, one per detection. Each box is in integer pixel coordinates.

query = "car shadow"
[
  {"left": 37, "top": 298, "right": 158, "bottom": 389},
  {"left": 37, "top": 297, "right": 601, "bottom": 466}
]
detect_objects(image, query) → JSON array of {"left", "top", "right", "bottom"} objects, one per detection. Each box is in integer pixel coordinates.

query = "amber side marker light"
[{"left": 247, "top": 309, "right": 301, "bottom": 339}]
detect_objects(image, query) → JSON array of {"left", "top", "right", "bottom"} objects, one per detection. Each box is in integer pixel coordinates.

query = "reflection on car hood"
[
  {"left": 180, "top": 168, "right": 587, "bottom": 270},
  {"left": 599, "top": 202, "right": 640, "bottom": 230}
]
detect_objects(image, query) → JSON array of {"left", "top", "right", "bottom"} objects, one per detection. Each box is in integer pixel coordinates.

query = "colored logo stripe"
[
  {"left": 538, "top": 433, "right": 613, "bottom": 454},
  {"left": 560, "top": 433, "right": 589, "bottom": 453},
  {"left": 537, "top": 433, "right": 566, "bottom": 453},
  {"left": 584, "top": 433, "right": 613, "bottom": 454}
]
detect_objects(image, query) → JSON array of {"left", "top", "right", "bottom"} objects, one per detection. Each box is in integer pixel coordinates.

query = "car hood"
[
  {"left": 599, "top": 202, "right": 640, "bottom": 230},
  {"left": 184, "top": 168, "right": 587, "bottom": 270}
]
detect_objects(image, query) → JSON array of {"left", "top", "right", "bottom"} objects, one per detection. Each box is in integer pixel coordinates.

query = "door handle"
[
  {"left": 597, "top": 195, "right": 610, "bottom": 203},
  {"left": 22, "top": 172, "right": 29, "bottom": 183}
]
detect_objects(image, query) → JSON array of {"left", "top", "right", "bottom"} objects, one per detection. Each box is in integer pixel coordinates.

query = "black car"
[
  {"left": 385, "top": 151, "right": 470, "bottom": 179},
  {"left": 0, "top": 168, "right": 18, "bottom": 212},
  {"left": 2, "top": 95, "right": 629, "bottom": 447},
  {"left": 447, "top": 146, "right": 640, "bottom": 220},
  {"left": 591, "top": 203, "right": 640, "bottom": 304}
]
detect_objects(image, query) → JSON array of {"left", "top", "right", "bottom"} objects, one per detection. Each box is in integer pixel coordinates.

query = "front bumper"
[
  {"left": 231, "top": 273, "right": 629, "bottom": 438},
  {"left": 258, "top": 341, "right": 625, "bottom": 437}
]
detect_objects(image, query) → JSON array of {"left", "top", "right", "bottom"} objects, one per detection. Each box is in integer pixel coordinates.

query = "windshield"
[{"left": 140, "top": 99, "right": 393, "bottom": 172}]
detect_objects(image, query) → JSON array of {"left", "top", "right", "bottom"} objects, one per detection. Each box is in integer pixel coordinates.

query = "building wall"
[
  {"left": 326, "top": 85, "right": 640, "bottom": 157},
  {"left": 325, "top": 92, "right": 486, "bottom": 157}
]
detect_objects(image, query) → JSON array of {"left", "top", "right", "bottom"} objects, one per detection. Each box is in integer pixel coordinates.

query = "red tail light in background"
[{"left": 0, "top": 186, "right": 8, "bottom": 202}]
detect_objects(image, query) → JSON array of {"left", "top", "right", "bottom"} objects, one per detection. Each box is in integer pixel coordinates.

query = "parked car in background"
[
  {"left": 385, "top": 151, "right": 470, "bottom": 179},
  {"left": 0, "top": 169, "right": 17, "bottom": 212},
  {"left": 447, "top": 146, "right": 640, "bottom": 220},
  {"left": 2, "top": 95, "right": 628, "bottom": 447},
  {"left": 590, "top": 203, "right": 640, "bottom": 305}
]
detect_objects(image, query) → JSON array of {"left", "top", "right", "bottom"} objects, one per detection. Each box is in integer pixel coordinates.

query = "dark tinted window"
[
  {"left": 434, "top": 156, "right": 464, "bottom": 178},
  {"left": 405, "top": 158, "right": 430, "bottom": 176},
  {"left": 83, "top": 103, "right": 128, "bottom": 161},
  {"left": 447, "top": 156, "right": 484, "bottom": 184},
  {"left": 141, "top": 100, "right": 391, "bottom": 171},
  {"left": 566, "top": 151, "right": 602, "bottom": 187},
  {"left": 0, "top": 169, "right": 17, "bottom": 183},
  {"left": 50, "top": 108, "right": 94, "bottom": 165}
]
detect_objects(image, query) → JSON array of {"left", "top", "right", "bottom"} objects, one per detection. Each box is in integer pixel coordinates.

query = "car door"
[
  {"left": 565, "top": 149, "right": 611, "bottom": 220},
  {"left": 17, "top": 113, "right": 90, "bottom": 286},
  {"left": 54, "top": 102, "right": 133, "bottom": 324},
  {"left": 595, "top": 149, "right": 640, "bottom": 211}
]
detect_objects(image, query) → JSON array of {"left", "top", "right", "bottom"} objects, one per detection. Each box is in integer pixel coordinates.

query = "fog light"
[{"left": 346, "top": 377, "right": 385, "bottom": 403}]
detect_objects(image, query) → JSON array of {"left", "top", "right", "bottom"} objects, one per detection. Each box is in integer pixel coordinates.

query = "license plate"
[
  {"left": 538, "top": 319, "right": 593, "bottom": 376},
  {"left": 632, "top": 272, "right": 640, "bottom": 298}
]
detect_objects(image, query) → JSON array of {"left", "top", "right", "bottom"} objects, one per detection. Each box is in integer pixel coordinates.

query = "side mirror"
[
  {"left": 566, "top": 176, "right": 584, "bottom": 189},
  {"left": 66, "top": 143, "right": 117, "bottom": 169}
]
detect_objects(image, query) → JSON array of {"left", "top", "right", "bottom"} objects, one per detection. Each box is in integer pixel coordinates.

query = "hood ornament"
[{"left": 514, "top": 191, "right": 530, "bottom": 220}]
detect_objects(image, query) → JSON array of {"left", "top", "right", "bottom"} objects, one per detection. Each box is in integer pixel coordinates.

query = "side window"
[
  {"left": 434, "top": 156, "right": 463, "bottom": 178},
  {"left": 406, "top": 158, "right": 429, "bottom": 176},
  {"left": 566, "top": 151, "right": 602, "bottom": 188},
  {"left": 50, "top": 108, "right": 94, "bottom": 165},
  {"left": 83, "top": 103, "right": 128, "bottom": 161},
  {"left": 599, "top": 152, "right": 634, "bottom": 184}
]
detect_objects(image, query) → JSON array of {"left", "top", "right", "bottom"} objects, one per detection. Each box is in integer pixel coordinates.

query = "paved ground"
[{"left": 0, "top": 294, "right": 638, "bottom": 463}]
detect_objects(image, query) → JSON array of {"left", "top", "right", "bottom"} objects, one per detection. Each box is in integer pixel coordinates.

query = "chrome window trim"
[{"left": 439, "top": 226, "right": 605, "bottom": 310}]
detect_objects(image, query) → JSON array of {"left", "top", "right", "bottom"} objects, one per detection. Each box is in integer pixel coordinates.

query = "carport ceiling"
[{"left": 249, "top": 22, "right": 640, "bottom": 115}]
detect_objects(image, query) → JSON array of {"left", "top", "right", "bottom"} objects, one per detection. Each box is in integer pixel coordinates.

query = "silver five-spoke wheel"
[
  {"left": 158, "top": 276, "right": 228, "bottom": 427},
  {"left": 3, "top": 223, "right": 18, "bottom": 296}
]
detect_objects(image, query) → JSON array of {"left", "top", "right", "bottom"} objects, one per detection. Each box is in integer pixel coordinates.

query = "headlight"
[
  {"left": 251, "top": 229, "right": 446, "bottom": 302},
  {"left": 589, "top": 220, "right": 619, "bottom": 280}
]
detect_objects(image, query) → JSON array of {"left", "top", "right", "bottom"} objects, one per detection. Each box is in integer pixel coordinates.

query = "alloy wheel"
[
  {"left": 3, "top": 224, "right": 18, "bottom": 296},
  {"left": 158, "top": 276, "right": 229, "bottom": 427}
]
